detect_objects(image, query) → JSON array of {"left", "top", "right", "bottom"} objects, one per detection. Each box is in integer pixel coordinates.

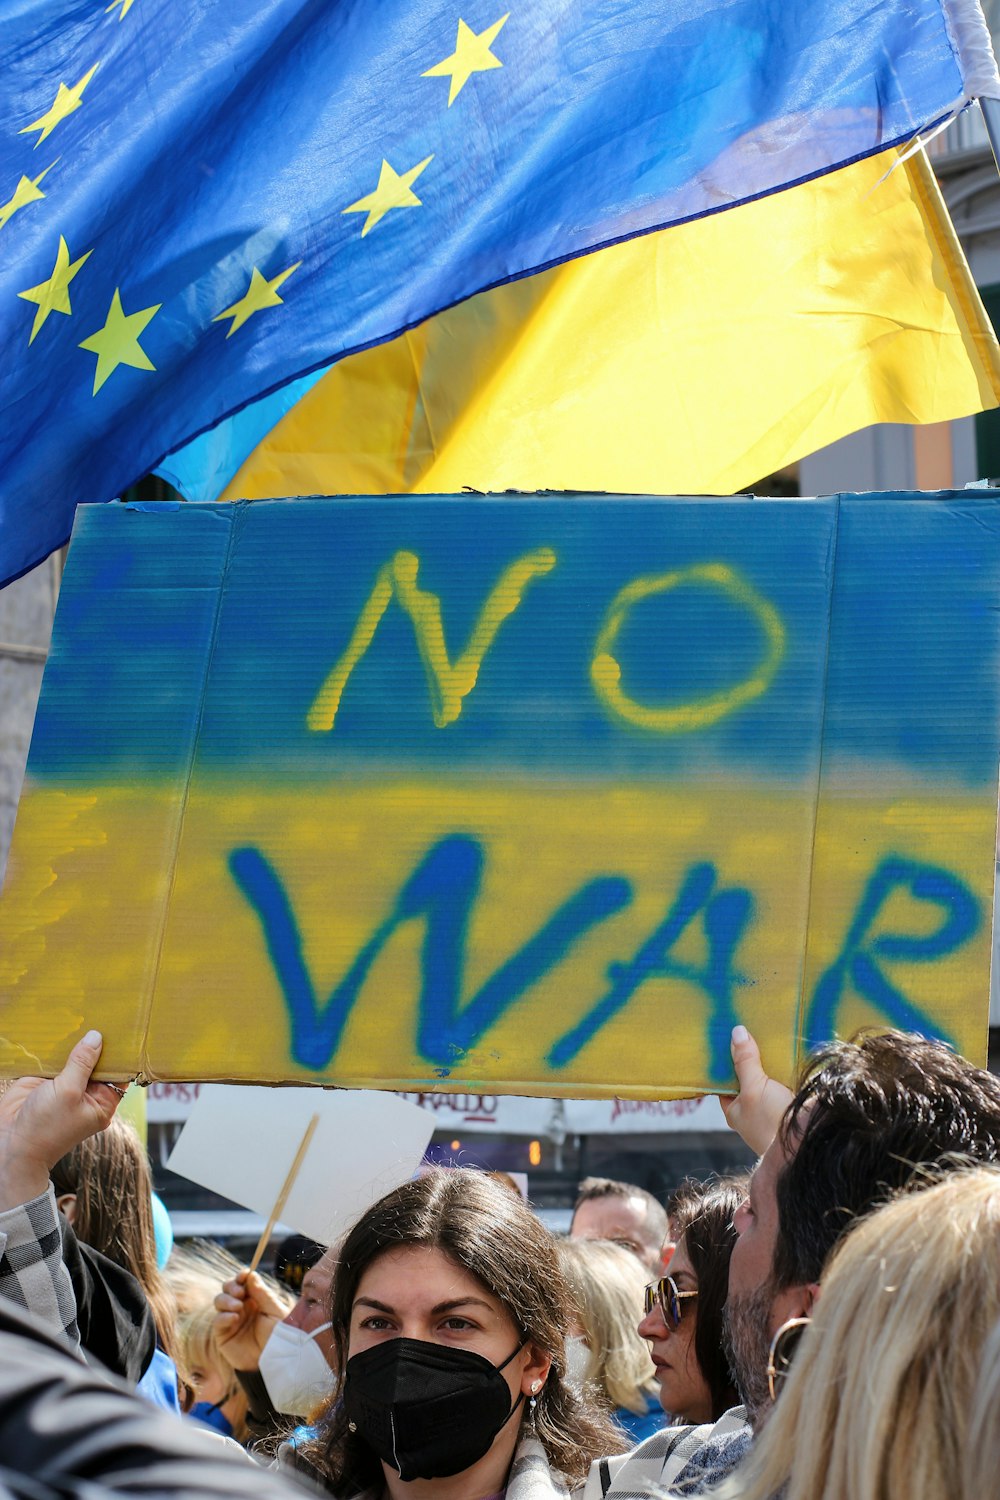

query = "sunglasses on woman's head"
[{"left": 643, "top": 1275, "right": 698, "bottom": 1330}]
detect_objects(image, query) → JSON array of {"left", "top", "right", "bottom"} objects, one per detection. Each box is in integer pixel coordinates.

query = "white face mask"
[
  {"left": 564, "top": 1334, "right": 592, "bottom": 1394},
  {"left": 258, "top": 1319, "right": 336, "bottom": 1416}
]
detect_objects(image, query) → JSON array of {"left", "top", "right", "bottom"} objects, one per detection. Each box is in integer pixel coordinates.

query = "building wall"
[{"left": 0, "top": 558, "right": 58, "bottom": 883}]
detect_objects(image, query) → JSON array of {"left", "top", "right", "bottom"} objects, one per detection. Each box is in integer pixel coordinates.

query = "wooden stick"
[{"left": 247, "top": 1112, "right": 320, "bottom": 1273}]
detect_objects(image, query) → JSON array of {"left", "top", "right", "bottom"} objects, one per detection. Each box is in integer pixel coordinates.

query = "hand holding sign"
[
  {"left": 719, "top": 1026, "right": 794, "bottom": 1155},
  {"left": 0, "top": 1030, "right": 127, "bottom": 1209},
  {"left": 214, "top": 1269, "right": 289, "bottom": 1371}
]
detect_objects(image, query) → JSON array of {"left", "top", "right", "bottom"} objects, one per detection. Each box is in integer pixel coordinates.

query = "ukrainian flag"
[{"left": 163, "top": 145, "right": 1000, "bottom": 502}]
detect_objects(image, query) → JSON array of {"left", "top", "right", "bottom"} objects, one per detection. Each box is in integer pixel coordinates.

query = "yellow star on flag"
[
  {"left": 20, "top": 65, "right": 99, "bottom": 146},
  {"left": 212, "top": 261, "right": 302, "bottom": 337},
  {"left": 18, "top": 236, "right": 92, "bottom": 344},
  {"left": 78, "top": 288, "right": 160, "bottom": 395},
  {"left": 343, "top": 156, "right": 434, "bottom": 237},
  {"left": 423, "top": 13, "right": 509, "bottom": 106},
  {"left": 106, "top": 0, "right": 138, "bottom": 18},
  {"left": 0, "top": 162, "right": 57, "bottom": 232}
]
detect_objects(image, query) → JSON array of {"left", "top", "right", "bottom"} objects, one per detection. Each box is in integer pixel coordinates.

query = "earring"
[
  {"left": 348, "top": 1420, "right": 357, "bottom": 1433},
  {"left": 529, "top": 1378, "right": 541, "bottom": 1412},
  {"left": 766, "top": 1316, "right": 811, "bottom": 1403}
]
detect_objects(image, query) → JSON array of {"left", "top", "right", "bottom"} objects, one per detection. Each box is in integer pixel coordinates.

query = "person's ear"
[
  {"left": 771, "top": 1279, "right": 818, "bottom": 1328},
  {"left": 519, "top": 1342, "right": 552, "bottom": 1397},
  {"left": 55, "top": 1191, "right": 77, "bottom": 1224}
]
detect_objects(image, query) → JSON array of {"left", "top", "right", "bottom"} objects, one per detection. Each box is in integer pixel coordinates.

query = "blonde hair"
[
  {"left": 722, "top": 1166, "right": 1000, "bottom": 1500},
  {"left": 165, "top": 1239, "right": 294, "bottom": 1320},
  {"left": 556, "top": 1237, "right": 657, "bottom": 1415},
  {"left": 164, "top": 1239, "right": 266, "bottom": 1318},
  {"left": 165, "top": 1239, "right": 292, "bottom": 1432},
  {"left": 176, "top": 1300, "right": 251, "bottom": 1445},
  {"left": 965, "top": 1318, "right": 1000, "bottom": 1500}
]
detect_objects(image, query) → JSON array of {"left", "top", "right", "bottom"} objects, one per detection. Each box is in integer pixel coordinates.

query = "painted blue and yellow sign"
[{"left": 1, "top": 493, "right": 998, "bottom": 1094}]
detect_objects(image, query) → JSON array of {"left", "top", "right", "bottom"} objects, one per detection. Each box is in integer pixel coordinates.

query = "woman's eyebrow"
[
  {"left": 353, "top": 1294, "right": 496, "bottom": 1314},
  {"left": 430, "top": 1296, "right": 495, "bottom": 1315}
]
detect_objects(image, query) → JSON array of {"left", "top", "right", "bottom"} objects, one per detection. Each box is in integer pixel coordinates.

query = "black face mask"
[{"left": 343, "top": 1337, "right": 525, "bottom": 1481}]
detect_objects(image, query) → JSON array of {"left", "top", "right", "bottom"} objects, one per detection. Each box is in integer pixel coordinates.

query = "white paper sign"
[{"left": 166, "top": 1086, "right": 433, "bottom": 1245}]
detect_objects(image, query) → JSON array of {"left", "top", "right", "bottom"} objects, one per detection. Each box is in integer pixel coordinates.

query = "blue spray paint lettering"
[
  {"left": 546, "top": 863, "right": 753, "bottom": 1081},
  {"left": 232, "top": 842, "right": 978, "bottom": 1075},
  {"left": 229, "top": 836, "right": 631, "bottom": 1071},
  {"left": 803, "top": 857, "right": 977, "bottom": 1050}
]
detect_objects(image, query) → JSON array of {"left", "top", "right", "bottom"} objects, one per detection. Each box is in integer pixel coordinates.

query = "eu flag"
[{"left": 0, "top": 0, "right": 997, "bottom": 585}]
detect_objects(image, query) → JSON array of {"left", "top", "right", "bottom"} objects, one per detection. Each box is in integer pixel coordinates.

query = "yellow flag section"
[{"left": 221, "top": 148, "right": 1000, "bottom": 501}]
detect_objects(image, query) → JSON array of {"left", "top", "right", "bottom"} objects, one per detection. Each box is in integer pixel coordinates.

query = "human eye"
[
  {"left": 440, "top": 1315, "right": 476, "bottom": 1332},
  {"left": 358, "top": 1314, "right": 394, "bottom": 1331}
]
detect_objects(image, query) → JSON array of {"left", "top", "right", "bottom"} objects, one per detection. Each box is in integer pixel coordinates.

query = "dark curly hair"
[
  {"left": 773, "top": 1030, "right": 1000, "bottom": 1291},
  {"left": 667, "top": 1175, "right": 746, "bottom": 1419},
  {"left": 298, "top": 1169, "right": 625, "bottom": 1491}
]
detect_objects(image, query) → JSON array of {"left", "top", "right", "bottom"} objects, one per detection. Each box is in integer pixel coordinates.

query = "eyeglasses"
[
  {"left": 766, "top": 1316, "right": 811, "bottom": 1402},
  {"left": 643, "top": 1275, "right": 698, "bottom": 1330}
]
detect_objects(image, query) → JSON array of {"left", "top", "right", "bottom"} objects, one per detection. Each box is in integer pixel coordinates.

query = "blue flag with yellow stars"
[{"left": 1, "top": 0, "right": 998, "bottom": 585}]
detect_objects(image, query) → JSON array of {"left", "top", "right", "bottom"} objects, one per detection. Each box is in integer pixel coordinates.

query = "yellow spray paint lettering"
[
  {"left": 590, "top": 562, "right": 786, "bottom": 732},
  {"left": 307, "top": 546, "right": 557, "bottom": 731}
]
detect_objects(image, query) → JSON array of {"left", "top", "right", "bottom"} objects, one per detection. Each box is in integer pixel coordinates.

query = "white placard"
[{"left": 166, "top": 1086, "right": 433, "bottom": 1245}]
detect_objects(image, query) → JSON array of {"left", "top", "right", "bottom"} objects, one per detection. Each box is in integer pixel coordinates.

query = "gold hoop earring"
[{"left": 766, "top": 1316, "right": 811, "bottom": 1402}]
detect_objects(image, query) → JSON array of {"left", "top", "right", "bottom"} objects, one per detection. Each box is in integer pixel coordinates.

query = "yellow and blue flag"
[
  {"left": 161, "top": 145, "right": 1000, "bottom": 502},
  {"left": 2, "top": 0, "right": 999, "bottom": 583}
]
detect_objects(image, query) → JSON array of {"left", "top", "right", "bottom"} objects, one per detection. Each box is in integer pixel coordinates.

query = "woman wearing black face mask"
[{"left": 285, "top": 1169, "right": 625, "bottom": 1499}]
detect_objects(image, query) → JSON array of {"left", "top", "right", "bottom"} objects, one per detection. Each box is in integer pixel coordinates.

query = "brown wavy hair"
[
  {"left": 300, "top": 1169, "right": 626, "bottom": 1491},
  {"left": 51, "top": 1116, "right": 179, "bottom": 1372},
  {"left": 668, "top": 1174, "right": 747, "bottom": 1420}
]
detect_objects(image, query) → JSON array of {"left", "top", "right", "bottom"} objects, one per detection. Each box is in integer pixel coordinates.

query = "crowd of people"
[{"left": 1, "top": 1022, "right": 1000, "bottom": 1500}]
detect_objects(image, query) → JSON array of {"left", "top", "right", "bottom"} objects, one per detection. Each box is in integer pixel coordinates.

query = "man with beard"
[{"left": 586, "top": 1026, "right": 1000, "bottom": 1498}]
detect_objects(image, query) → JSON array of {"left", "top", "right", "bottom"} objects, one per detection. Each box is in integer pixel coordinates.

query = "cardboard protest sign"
[
  {"left": 1, "top": 493, "right": 998, "bottom": 1094},
  {"left": 166, "top": 1086, "right": 433, "bottom": 1246}
]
